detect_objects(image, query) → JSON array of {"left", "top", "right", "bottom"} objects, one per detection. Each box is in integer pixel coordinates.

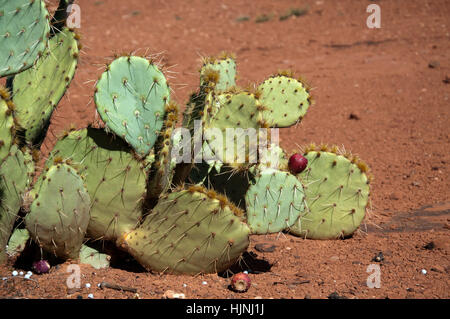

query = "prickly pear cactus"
[
  {"left": 0, "top": 86, "right": 15, "bottom": 161},
  {"left": 0, "top": 145, "right": 34, "bottom": 264},
  {"left": 12, "top": 27, "right": 80, "bottom": 145},
  {"left": 258, "top": 71, "right": 312, "bottom": 128},
  {"left": 200, "top": 53, "right": 237, "bottom": 92},
  {"left": 245, "top": 168, "right": 305, "bottom": 234},
  {"left": 146, "top": 102, "right": 178, "bottom": 201},
  {"left": 6, "top": 228, "right": 30, "bottom": 257},
  {"left": 94, "top": 55, "right": 170, "bottom": 157},
  {"left": 25, "top": 162, "right": 90, "bottom": 259},
  {"left": 119, "top": 186, "right": 251, "bottom": 274},
  {"left": 183, "top": 53, "right": 237, "bottom": 132},
  {"left": 47, "top": 128, "right": 147, "bottom": 242},
  {"left": 289, "top": 145, "right": 371, "bottom": 239},
  {"left": 204, "top": 90, "right": 268, "bottom": 165},
  {"left": 79, "top": 245, "right": 110, "bottom": 269},
  {"left": 0, "top": 0, "right": 50, "bottom": 77}
]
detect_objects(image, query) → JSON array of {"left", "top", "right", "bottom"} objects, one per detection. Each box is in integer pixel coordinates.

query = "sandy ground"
[{"left": 0, "top": 0, "right": 449, "bottom": 299}]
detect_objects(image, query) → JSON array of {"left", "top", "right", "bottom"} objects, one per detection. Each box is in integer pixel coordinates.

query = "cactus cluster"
[{"left": 0, "top": 0, "right": 372, "bottom": 274}]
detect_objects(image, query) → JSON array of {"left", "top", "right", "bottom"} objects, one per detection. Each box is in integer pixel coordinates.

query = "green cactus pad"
[
  {"left": 0, "top": 145, "right": 33, "bottom": 264},
  {"left": 250, "top": 143, "right": 289, "bottom": 175},
  {"left": 6, "top": 228, "right": 30, "bottom": 257},
  {"left": 25, "top": 162, "right": 90, "bottom": 259},
  {"left": 204, "top": 91, "right": 267, "bottom": 165},
  {"left": 47, "top": 128, "right": 147, "bottom": 241},
  {"left": 245, "top": 168, "right": 305, "bottom": 234},
  {"left": 147, "top": 102, "right": 178, "bottom": 201},
  {"left": 0, "top": 87, "right": 15, "bottom": 161},
  {"left": 200, "top": 54, "right": 237, "bottom": 92},
  {"left": 120, "top": 186, "right": 251, "bottom": 274},
  {"left": 79, "top": 245, "right": 110, "bottom": 269},
  {"left": 12, "top": 27, "right": 79, "bottom": 145},
  {"left": 0, "top": 0, "right": 50, "bottom": 77},
  {"left": 94, "top": 56, "right": 170, "bottom": 157},
  {"left": 258, "top": 73, "right": 311, "bottom": 127},
  {"left": 290, "top": 148, "right": 371, "bottom": 239}
]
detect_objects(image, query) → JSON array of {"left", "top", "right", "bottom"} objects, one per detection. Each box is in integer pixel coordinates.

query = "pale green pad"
[
  {"left": 0, "top": 145, "right": 33, "bottom": 263},
  {"left": 290, "top": 151, "right": 370, "bottom": 239},
  {"left": 47, "top": 128, "right": 147, "bottom": 241},
  {"left": 79, "top": 245, "right": 110, "bottom": 269},
  {"left": 258, "top": 75, "right": 310, "bottom": 127},
  {"left": 13, "top": 27, "right": 79, "bottom": 144},
  {"left": 25, "top": 163, "right": 90, "bottom": 259},
  {"left": 245, "top": 168, "right": 305, "bottom": 234},
  {"left": 122, "top": 188, "right": 251, "bottom": 274},
  {"left": 0, "top": 0, "right": 50, "bottom": 77},
  {"left": 94, "top": 56, "right": 170, "bottom": 157}
]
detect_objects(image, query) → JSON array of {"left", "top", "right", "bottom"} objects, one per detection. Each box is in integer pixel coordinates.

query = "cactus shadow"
[{"left": 218, "top": 251, "right": 273, "bottom": 278}]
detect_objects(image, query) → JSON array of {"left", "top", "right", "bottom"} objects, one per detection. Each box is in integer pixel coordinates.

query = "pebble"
[
  {"left": 85, "top": 283, "right": 91, "bottom": 288},
  {"left": 182, "top": 284, "right": 187, "bottom": 288},
  {"left": 254, "top": 243, "right": 277, "bottom": 253},
  {"left": 163, "top": 290, "right": 186, "bottom": 299},
  {"left": 87, "top": 294, "right": 94, "bottom": 299},
  {"left": 2, "top": 277, "right": 7, "bottom": 281},
  {"left": 19, "top": 271, "right": 24, "bottom": 276},
  {"left": 421, "top": 269, "right": 427, "bottom": 275},
  {"left": 24, "top": 274, "right": 31, "bottom": 279},
  {"left": 12, "top": 271, "right": 18, "bottom": 276},
  {"left": 243, "top": 271, "right": 249, "bottom": 274},
  {"left": 202, "top": 281, "right": 208, "bottom": 285},
  {"left": 26, "top": 271, "right": 33, "bottom": 276}
]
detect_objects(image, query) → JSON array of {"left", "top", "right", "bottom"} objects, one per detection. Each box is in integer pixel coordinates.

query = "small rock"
[
  {"left": 430, "top": 265, "right": 445, "bottom": 273},
  {"left": 24, "top": 274, "right": 31, "bottom": 279},
  {"left": 428, "top": 61, "right": 440, "bottom": 68},
  {"left": 19, "top": 271, "right": 24, "bottom": 276},
  {"left": 372, "top": 252, "right": 384, "bottom": 262},
  {"left": 304, "top": 294, "right": 311, "bottom": 299},
  {"left": 423, "top": 242, "right": 435, "bottom": 250},
  {"left": 87, "top": 293, "right": 94, "bottom": 299},
  {"left": 202, "top": 281, "right": 208, "bottom": 285},
  {"left": 328, "top": 292, "right": 347, "bottom": 299},
  {"left": 76, "top": 295, "right": 83, "bottom": 299},
  {"left": 254, "top": 243, "right": 276, "bottom": 253},
  {"left": 348, "top": 113, "right": 360, "bottom": 120},
  {"left": 389, "top": 192, "right": 400, "bottom": 200},
  {"left": 443, "top": 75, "right": 450, "bottom": 84},
  {"left": 12, "top": 271, "right": 18, "bottom": 276},
  {"left": 85, "top": 283, "right": 91, "bottom": 288},
  {"left": 163, "top": 290, "right": 185, "bottom": 299},
  {"left": 421, "top": 269, "right": 427, "bottom": 275},
  {"left": 330, "top": 256, "right": 340, "bottom": 262},
  {"left": 406, "top": 288, "right": 414, "bottom": 292}
]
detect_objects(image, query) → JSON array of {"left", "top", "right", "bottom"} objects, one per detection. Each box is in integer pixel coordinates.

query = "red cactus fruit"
[
  {"left": 231, "top": 272, "right": 251, "bottom": 292},
  {"left": 288, "top": 153, "right": 308, "bottom": 174},
  {"left": 33, "top": 260, "right": 50, "bottom": 274}
]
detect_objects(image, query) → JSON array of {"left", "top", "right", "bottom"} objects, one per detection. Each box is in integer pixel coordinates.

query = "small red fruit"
[
  {"left": 32, "top": 260, "right": 50, "bottom": 274},
  {"left": 231, "top": 272, "right": 251, "bottom": 293},
  {"left": 288, "top": 153, "right": 308, "bottom": 174}
]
